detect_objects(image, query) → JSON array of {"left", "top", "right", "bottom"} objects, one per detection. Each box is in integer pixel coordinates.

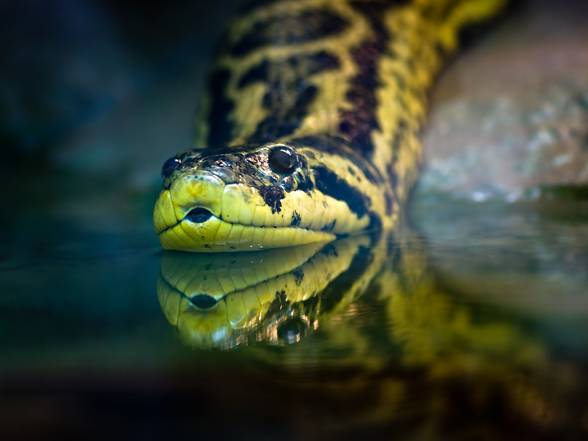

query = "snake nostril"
[
  {"left": 186, "top": 207, "right": 213, "bottom": 223},
  {"left": 189, "top": 294, "right": 218, "bottom": 309}
]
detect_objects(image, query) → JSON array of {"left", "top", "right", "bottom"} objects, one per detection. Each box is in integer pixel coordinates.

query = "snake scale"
[{"left": 153, "top": 0, "right": 506, "bottom": 252}]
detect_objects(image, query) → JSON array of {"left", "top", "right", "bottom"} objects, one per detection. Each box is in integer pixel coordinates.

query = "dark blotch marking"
[
  {"left": 291, "top": 211, "right": 301, "bottom": 226},
  {"left": 237, "top": 59, "right": 270, "bottom": 89},
  {"left": 314, "top": 166, "right": 369, "bottom": 218},
  {"left": 231, "top": 9, "right": 349, "bottom": 57},
  {"left": 259, "top": 186, "right": 285, "bottom": 213},
  {"left": 276, "top": 289, "right": 288, "bottom": 305},
  {"left": 265, "top": 289, "right": 289, "bottom": 317},
  {"left": 290, "top": 135, "right": 380, "bottom": 185},
  {"left": 321, "top": 219, "right": 336, "bottom": 232},
  {"left": 237, "top": 51, "right": 340, "bottom": 144},
  {"left": 253, "top": 83, "right": 316, "bottom": 143},
  {"left": 385, "top": 191, "right": 394, "bottom": 216},
  {"left": 292, "top": 268, "right": 305, "bottom": 286},
  {"left": 319, "top": 244, "right": 374, "bottom": 313},
  {"left": 296, "top": 173, "right": 315, "bottom": 193},
  {"left": 322, "top": 243, "right": 339, "bottom": 258},
  {"left": 238, "top": 51, "right": 340, "bottom": 89},
  {"left": 207, "top": 69, "right": 235, "bottom": 146},
  {"left": 337, "top": 2, "right": 388, "bottom": 155},
  {"left": 367, "top": 212, "right": 382, "bottom": 232},
  {"left": 189, "top": 294, "right": 217, "bottom": 309},
  {"left": 338, "top": 0, "right": 408, "bottom": 156}
]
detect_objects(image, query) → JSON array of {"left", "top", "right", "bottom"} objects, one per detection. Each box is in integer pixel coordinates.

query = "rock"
[{"left": 419, "top": 0, "right": 588, "bottom": 201}]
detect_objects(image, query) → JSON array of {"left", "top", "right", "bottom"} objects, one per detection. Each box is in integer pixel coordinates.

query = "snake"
[{"left": 153, "top": 0, "right": 506, "bottom": 252}]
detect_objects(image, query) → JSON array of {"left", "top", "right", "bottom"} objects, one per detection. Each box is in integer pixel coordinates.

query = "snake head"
[{"left": 153, "top": 140, "right": 385, "bottom": 252}]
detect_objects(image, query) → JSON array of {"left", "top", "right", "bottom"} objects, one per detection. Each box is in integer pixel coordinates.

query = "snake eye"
[
  {"left": 161, "top": 157, "right": 182, "bottom": 179},
  {"left": 268, "top": 146, "right": 298, "bottom": 175}
]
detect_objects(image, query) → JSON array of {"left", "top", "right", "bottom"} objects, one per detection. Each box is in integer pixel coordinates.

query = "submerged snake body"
[{"left": 153, "top": 0, "right": 505, "bottom": 252}]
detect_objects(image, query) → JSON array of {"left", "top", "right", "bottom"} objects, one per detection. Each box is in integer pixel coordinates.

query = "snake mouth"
[
  {"left": 158, "top": 209, "right": 336, "bottom": 252},
  {"left": 153, "top": 171, "right": 370, "bottom": 252}
]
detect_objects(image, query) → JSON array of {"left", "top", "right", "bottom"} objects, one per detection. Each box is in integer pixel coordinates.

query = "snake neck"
[{"left": 195, "top": 0, "right": 506, "bottom": 204}]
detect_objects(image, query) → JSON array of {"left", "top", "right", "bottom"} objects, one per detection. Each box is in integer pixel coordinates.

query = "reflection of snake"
[
  {"left": 153, "top": 0, "right": 506, "bottom": 252},
  {"left": 156, "top": 232, "right": 584, "bottom": 434},
  {"left": 156, "top": 230, "right": 543, "bottom": 359},
  {"left": 157, "top": 232, "right": 385, "bottom": 348}
]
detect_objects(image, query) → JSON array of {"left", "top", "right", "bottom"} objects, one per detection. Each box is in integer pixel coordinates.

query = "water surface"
[{"left": 2, "top": 172, "right": 587, "bottom": 440}]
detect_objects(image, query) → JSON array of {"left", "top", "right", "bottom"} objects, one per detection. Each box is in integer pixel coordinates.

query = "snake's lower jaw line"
[{"left": 159, "top": 214, "right": 336, "bottom": 253}]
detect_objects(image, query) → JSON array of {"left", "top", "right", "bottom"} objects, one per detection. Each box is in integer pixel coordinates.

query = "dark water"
[{"left": 2, "top": 171, "right": 587, "bottom": 440}]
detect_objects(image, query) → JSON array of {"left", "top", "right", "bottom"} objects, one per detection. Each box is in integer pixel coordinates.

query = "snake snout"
[{"left": 170, "top": 171, "right": 225, "bottom": 219}]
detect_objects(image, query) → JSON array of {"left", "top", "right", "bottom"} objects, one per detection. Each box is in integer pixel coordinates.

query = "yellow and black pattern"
[{"left": 154, "top": 0, "right": 506, "bottom": 252}]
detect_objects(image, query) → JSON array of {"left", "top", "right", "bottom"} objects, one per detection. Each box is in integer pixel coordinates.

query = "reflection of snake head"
[
  {"left": 157, "top": 232, "right": 386, "bottom": 349},
  {"left": 153, "top": 139, "right": 388, "bottom": 252}
]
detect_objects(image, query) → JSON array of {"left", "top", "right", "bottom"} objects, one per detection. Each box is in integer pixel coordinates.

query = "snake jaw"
[
  {"left": 157, "top": 213, "right": 337, "bottom": 252},
  {"left": 153, "top": 171, "right": 224, "bottom": 235},
  {"left": 154, "top": 170, "right": 339, "bottom": 252},
  {"left": 153, "top": 172, "right": 372, "bottom": 252},
  {"left": 169, "top": 171, "right": 225, "bottom": 220}
]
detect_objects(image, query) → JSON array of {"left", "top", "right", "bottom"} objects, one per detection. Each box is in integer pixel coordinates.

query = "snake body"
[{"left": 153, "top": 0, "right": 506, "bottom": 252}]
